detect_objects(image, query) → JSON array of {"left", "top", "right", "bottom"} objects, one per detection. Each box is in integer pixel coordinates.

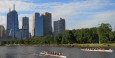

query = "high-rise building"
[
  {"left": 42, "top": 12, "right": 52, "bottom": 36},
  {"left": 7, "top": 4, "right": 19, "bottom": 39},
  {"left": 15, "top": 29, "right": 28, "bottom": 39},
  {"left": 54, "top": 18, "right": 65, "bottom": 35},
  {"left": 32, "top": 12, "right": 43, "bottom": 37},
  {"left": 22, "top": 16, "right": 29, "bottom": 38},
  {"left": 0, "top": 25, "right": 5, "bottom": 38}
]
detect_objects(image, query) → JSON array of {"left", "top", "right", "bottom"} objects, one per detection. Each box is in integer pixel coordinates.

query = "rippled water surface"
[{"left": 0, "top": 46, "right": 114, "bottom": 58}]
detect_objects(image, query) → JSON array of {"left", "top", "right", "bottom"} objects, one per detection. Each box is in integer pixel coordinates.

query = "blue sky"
[
  {"left": 0, "top": 0, "right": 115, "bottom": 32},
  {"left": 20, "top": 0, "right": 85, "bottom": 3}
]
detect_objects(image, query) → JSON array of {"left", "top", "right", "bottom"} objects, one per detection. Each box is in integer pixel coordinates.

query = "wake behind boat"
[
  {"left": 81, "top": 48, "right": 113, "bottom": 52},
  {"left": 40, "top": 51, "right": 67, "bottom": 58}
]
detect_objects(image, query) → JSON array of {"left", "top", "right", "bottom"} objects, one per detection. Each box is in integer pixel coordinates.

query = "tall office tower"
[
  {"left": 7, "top": 4, "right": 19, "bottom": 39},
  {"left": 54, "top": 18, "right": 65, "bottom": 35},
  {"left": 22, "top": 16, "right": 29, "bottom": 38},
  {"left": 15, "top": 29, "right": 28, "bottom": 39},
  {"left": 42, "top": 12, "right": 52, "bottom": 36},
  {"left": 0, "top": 25, "right": 5, "bottom": 38},
  {"left": 32, "top": 12, "right": 43, "bottom": 37}
]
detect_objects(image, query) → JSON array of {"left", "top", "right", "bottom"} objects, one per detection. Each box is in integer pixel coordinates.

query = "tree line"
[{"left": 0, "top": 23, "right": 115, "bottom": 45}]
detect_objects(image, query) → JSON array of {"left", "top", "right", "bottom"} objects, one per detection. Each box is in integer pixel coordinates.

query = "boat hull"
[
  {"left": 40, "top": 53, "right": 67, "bottom": 58},
  {"left": 81, "top": 49, "right": 113, "bottom": 52}
]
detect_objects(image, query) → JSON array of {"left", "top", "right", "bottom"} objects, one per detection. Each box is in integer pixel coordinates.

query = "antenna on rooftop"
[{"left": 13, "top": 4, "right": 15, "bottom": 10}]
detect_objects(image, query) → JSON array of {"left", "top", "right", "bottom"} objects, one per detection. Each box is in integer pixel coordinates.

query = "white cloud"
[
  {"left": 51, "top": 0, "right": 114, "bottom": 21},
  {"left": 0, "top": 16, "right": 6, "bottom": 29},
  {"left": 0, "top": 0, "right": 115, "bottom": 33},
  {"left": 68, "top": 10, "right": 115, "bottom": 30},
  {"left": 0, "top": 0, "right": 34, "bottom": 12},
  {"left": 92, "top": 11, "right": 115, "bottom": 28}
]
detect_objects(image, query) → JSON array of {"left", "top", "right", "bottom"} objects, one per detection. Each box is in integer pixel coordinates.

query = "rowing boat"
[
  {"left": 40, "top": 51, "right": 67, "bottom": 58},
  {"left": 81, "top": 48, "right": 113, "bottom": 52}
]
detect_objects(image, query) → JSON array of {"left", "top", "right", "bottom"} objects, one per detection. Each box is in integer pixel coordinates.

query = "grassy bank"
[
  {"left": 4, "top": 43, "right": 115, "bottom": 48},
  {"left": 73, "top": 43, "right": 115, "bottom": 48},
  {"left": 36, "top": 43, "right": 115, "bottom": 48}
]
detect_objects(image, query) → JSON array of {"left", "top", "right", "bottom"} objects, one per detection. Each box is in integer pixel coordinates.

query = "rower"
[{"left": 59, "top": 52, "right": 61, "bottom": 55}]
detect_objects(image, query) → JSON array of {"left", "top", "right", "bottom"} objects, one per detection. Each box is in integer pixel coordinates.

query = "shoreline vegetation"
[
  {"left": 0, "top": 23, "right": 115, "bottom": 48},
  {"left": 3, "top": 43, "right": 115, "bottom": 48}
]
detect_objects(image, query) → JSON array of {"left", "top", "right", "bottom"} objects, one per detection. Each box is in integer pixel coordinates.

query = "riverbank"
[
  {"left": 4, "top": 43, "right": 115, "bottom": 48},
  {"left": 39, "top": 44, "right": 115, "bottom": 48}
]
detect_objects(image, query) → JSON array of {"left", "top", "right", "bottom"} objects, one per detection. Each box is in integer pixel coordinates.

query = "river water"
[{"left": 0, "top": 46, "right": 114, "bottom": 58}]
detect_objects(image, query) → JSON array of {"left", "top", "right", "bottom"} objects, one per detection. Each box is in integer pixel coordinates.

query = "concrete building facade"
[
  {"left": 22, "top": 16, "right": 29, "bottom": 38},
  {"left": 0, "top": 25, "right": 5, "bottom": 38},
  {"left": 42, "top": 12, "right": 52, "bottom": 36},
  {"left": 54, "top": 18, "right": 65, "bottom": 35}
]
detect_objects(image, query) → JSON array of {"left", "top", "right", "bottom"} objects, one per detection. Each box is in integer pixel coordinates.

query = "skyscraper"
[
  {"left": 32, "top": 12, "right": 43, "bottom": 37},
  {"left": 15, "top": 29, "right": 28, "bottom": 39},
  {"left": 22, "top": 16, "right": 29, "bottom": 38},
  {"left": 54, "top": 18, "right": 65, "bottom": 35},
  {"left": 42, "top": 12, "right": 52, "bottom": 36},
  {"left": 7, "top": 4, "right": 19, "bottom": 39}
]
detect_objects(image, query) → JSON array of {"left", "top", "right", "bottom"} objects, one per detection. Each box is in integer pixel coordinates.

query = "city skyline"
[{"left": 0, "top": 0, "right": 115, "bottom": 33}]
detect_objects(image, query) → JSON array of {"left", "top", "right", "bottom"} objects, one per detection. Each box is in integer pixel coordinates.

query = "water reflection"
[{"left": 5, "top": 53, "right": 16, "bottom": 58}]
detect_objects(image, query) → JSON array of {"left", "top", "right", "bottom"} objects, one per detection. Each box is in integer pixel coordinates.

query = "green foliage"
[
  {"left": 0, "top": 23, "right": 115, "bottom": 45},
  {"left": 55, "top": 34, "right": 63, "bottom": 44},
  {"left": 97, "top": 23, "right": 112, "bottom": 43},
  {"left": 62, "top": 30, "right": 76, "bottom": 44},
  {"left": 74, "top": 28, "right": 98, "bottom": 43}
]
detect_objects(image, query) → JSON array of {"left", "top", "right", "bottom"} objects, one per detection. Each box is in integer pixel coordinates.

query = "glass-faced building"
[
  {"left": 32, "top": 13, "right": 43, "bottom": 37},
  {"left": 7, "top": 6, "right": 19, "bottom": 39},
  {"left": 15, "top": 29, "right": 28, "bottom": 39}
]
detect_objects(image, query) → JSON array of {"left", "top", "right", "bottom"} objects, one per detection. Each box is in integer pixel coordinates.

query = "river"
[{"left": 0, "top": 46, "right": 114, "bottom": 58}]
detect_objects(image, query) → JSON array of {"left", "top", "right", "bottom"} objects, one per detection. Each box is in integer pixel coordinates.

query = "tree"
[
  {"left": 97, "top": 23, "right": 112, "bottom": 43},
  {"left": 62, "top": 30, "right": 76, "bottom": 44},
  {"left": 89, "top": 28, "right": 99, "bottom": 43},
  {"left": 44, "top": 35, "right": 53, "bottom": 44},
  {"left": 54, "top": 34, "right": 62, "bottom": 44}
]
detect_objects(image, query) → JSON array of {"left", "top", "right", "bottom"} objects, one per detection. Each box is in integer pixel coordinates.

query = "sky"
[{"left": 0, "top": 0, "right": 115, "bottom": 33}]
